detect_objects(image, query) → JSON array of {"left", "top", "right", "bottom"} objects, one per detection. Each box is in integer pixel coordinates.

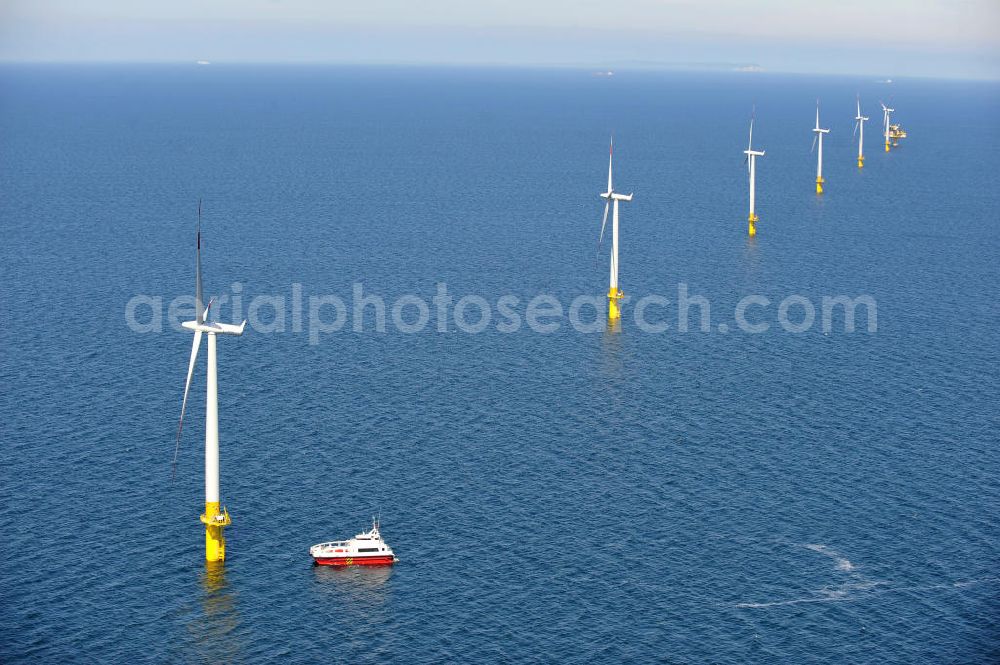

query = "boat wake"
[
  {"left": 733, "top": 543, "right": 1000, "bottom": 610},
  {"left": 804, "top": 543, "right": 856, "bottom": 572}
]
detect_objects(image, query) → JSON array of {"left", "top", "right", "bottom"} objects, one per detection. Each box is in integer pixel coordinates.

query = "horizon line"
[{"left": 0, "top": 59, "right": 996, "bottom": 83}]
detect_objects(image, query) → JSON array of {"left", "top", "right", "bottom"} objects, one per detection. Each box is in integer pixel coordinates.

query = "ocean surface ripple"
[{"left": 1, "top": 65, "right": 998, "bottom": 663}]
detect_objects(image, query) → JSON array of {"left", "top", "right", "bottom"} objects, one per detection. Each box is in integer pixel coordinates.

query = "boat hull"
[{"left": 312, "top": 555, "right": 396, "bottom": 567}]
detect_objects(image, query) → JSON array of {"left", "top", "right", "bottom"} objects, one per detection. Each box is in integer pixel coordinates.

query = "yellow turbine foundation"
[
  {"left": 815, "top": 176, "right": 824, "bottom": 194},
  {"left": 885, "top": 141, "right": 890, "bottom": 152},
  {"left": 607, "top": 287, "right": 623, "bottom": 321},
  {"left": 857, "top": 155, "right": 864, "bottom": 168},
  {"left": 200, "top": 501, "right": 231, "bottom": 562},
  {"left": 748, "top": 213, "right": 758, "bottom": 237}
]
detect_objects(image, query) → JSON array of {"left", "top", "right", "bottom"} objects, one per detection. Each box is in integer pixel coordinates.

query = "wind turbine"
[
  {"left": 743, "top": 107, "right": 765, "bottom": 236},
  {"left": 854, "top": 95, "right": 868, "bottom": 168},
  {"left": 176, "top": 201, "right": 246, "bottom": 563},
  {"left": 811, "top": 101, "right": 831, "bottom": 194},
  {"left": 597, "top": 138, "right": 633, "bottom": 322},
  {"left": 880, "top": 101, "right": 894, "bottom": 152}
]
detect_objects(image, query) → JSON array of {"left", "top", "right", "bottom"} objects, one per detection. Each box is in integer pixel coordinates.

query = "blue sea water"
[{"left": 1, "top": 64, "right": 998, "bottom": 663}]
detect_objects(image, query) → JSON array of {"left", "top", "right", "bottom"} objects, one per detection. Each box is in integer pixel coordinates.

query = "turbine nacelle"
[
  {"left": 743, "top": 110, "right": 764, "bottom": 171},
  {"left": 599, "top": 136, "right": 633, "bottom": 203},
  {"left": 880, "top": 103, "right": 894, "bottom": 125},
  {"left": 812, "top": 102, "right": 830, "bottom": 135},
  {"left": 810, "top": 104, "right": 829, "bottom": 160},
  {"left": 600, "top": 190, "right": 632, "bottom": 200},
  {"left": 182, "top": 319, "right": 247, "bottom": 336}
]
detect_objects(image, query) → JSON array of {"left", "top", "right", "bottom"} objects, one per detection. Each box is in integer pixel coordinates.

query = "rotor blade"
[
  {"left": 810, "top": 134, "right": 817, "bottom": 154},
  {"left": 594, "top": 201, "right": 610, "bottom": 269},
  {"left": 195, "top": 199, "right": 204, "bottom": 325},
  {"left": 748, "top": 116, "right": 754, "bottom": 152},
  {"left": 596, "top": 200, "right": 610, "bottom": 259},
  {"left": 853, "top": 120, "right": 859, "bottom": 138},
  {"left": 607, "top": 137, "right": 613, "bottom": 193},
  {"left": 172, "top": 329, "right": 203, "bottom": 479}
]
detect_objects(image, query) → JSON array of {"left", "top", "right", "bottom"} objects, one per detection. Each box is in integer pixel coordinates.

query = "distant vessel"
[{"left": 310, "top": 518, "right": 398, "bottom": 566}]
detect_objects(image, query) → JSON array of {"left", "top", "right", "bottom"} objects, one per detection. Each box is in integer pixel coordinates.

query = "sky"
[{"left": 1, "top": 0, "right": 998, "bottom": 79}]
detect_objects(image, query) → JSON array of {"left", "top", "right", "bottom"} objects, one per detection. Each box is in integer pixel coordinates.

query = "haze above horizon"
[{"left": 1, "top": 0, "right": 998, "bottom": 80}]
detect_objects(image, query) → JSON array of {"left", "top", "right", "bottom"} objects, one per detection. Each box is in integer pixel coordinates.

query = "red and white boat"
[{"left": 310, "top": 518, "right": 398, "bottom": 566}]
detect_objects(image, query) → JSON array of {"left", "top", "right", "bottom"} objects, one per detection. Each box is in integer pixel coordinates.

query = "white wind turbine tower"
[
  {"left": 175, "top": 201, "right": 246, "bottom": 563},
  {"left": 597, "top": 137, "right": 633, "bottom": 322},
  {"left": 881, "top": 101, "right": 894, "bottom": 152},
  {"left": 854, "top": 95, "right": 868, "bottom": 168},
  {"left": 811, "top": 101, "right": 831, "bottom": 194},
  {"left": 743, "top": 107, "right": 765, "bottom": 236}
]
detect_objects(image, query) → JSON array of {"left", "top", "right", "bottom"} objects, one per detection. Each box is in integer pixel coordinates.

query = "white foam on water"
[
  {"left": 734, "top": 594, "right": 850, "bottom": 609},
  {"left": 734, "top": 541, "right": 1000, "bottom": 611},
  {"left": 836, "top": 558, "right": 855, "bottom": 572},
  {"left": 735, "top": 574, "right": 1000, "bottom": 610},
  {"left": 805, "top": 543, "right": 856, "bottom": 572},
  {"left": 734, "top": 543, "right": 876, "bottom": 609}
]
